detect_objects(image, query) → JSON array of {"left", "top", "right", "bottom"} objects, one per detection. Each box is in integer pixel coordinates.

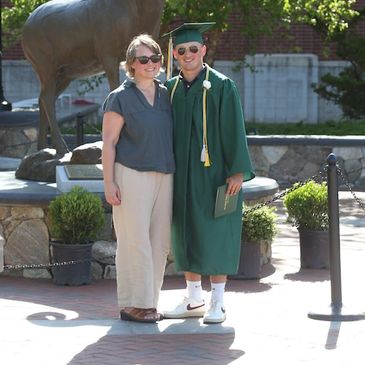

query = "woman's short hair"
[{"left": 123, "top": 34, "right": 163, "bottom": 78}]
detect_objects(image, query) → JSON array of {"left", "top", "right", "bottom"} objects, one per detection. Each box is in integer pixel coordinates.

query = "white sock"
[
  {"left": 211, "top": 282, "right": 226, "bottom": 303},
  {"left": 186, "top": 280, "right": 203, "bottom": 302}
]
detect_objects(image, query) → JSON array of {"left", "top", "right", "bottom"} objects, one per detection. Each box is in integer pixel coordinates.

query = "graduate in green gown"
[{"left": 163, "top": 23, "right": 255, "bottom": 324}]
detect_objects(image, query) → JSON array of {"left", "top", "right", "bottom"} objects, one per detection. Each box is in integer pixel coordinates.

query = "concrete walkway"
[{"left": 1, "top": 191, "right": 365, "bottom": 365}]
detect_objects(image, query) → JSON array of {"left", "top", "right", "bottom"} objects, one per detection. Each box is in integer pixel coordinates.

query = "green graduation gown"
[{"left": 167, "top": 65, "right": 255, "bottom": 275}]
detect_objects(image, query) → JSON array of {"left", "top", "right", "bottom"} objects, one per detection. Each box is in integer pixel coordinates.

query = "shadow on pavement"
[
  {"left": 284, "top": 269, "right": 330, "bottom": 282},
  {"left": 68, "top": 331, "right": 244, "bottom": 365}
]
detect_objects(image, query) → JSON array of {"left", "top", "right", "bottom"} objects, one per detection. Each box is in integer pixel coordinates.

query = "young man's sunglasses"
[
  {"left": 135, "top": 54, "right": 162, "bottom": 64},
  {"left": 177, "top": 45, "right": 199, "bottom": 56}
]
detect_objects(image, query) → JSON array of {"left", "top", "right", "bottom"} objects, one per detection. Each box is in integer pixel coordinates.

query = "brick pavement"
[{"left": 1, "top": 191, "right": 365, "bottom": 365}]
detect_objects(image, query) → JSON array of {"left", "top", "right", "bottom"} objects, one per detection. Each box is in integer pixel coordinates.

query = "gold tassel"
[
  {"left": 166, "top": 36, "right": 173, "bottom": 80},
  {"left": 204, "top": 150, "right": 211, "bottom": 167},
  {"left": 202, "top": 67, "right": 211, "bottom": 167}
]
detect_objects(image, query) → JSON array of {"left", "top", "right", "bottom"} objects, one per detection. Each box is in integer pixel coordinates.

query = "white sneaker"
[
  {"left": 163, "top": 297, "right": 205, "bottom": 319},
  {"left": 203, "top": 300, "right": 226, "bottom": 324}
]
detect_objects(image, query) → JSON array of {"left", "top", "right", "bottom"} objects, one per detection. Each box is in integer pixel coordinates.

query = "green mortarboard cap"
[{"left": 162, "top": 22, "right": 215, "bottom": 46}]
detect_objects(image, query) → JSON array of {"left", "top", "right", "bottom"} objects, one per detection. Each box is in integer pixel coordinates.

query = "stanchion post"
[
  {"left": 76, "top": 115, "right": 84, "bottom": 146},
  {"left": 327, "top": 153, "right": 342, "bottom": 309},
  {"left": 308, "top": 153, "right": 365, "bottom": 321}
]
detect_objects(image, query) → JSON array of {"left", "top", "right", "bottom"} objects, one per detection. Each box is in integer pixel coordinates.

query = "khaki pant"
[{"left": 113, "top": 163, "right": 173, "bottom": 309}]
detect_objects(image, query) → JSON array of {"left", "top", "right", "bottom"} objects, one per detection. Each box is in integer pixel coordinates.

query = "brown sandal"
[{"left": 120, "top": 307, "right": 162, "bottom": 323}]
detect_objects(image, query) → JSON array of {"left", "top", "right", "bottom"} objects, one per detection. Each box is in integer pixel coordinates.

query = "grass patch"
[
  {"left": 60, "top": 123, "right": 102, "bottom": 135},
  {"left": 245, "top": 120, "right": 365, "bottom": 135},
  {"left": 60, "top": 120, "right": 365, "bottom": 136}
]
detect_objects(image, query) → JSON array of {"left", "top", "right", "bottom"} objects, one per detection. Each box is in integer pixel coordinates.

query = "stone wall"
[
  {"left": 0, "top": 206, "right": 50, "bottom": 278},
  {"left": 248, "top": 136, "right": 365, "bottom": 188},
  {"left": 0, "top": 201, "right": 180, "bottom": 280},
  {"left": 0, "top": 205, "right": 117, "bottom": 280},
  {"left": 0, "top": 203, "right": 271, "bottom": 280},
  {"left": 0, "top": 188, "right": 274, "bottom": 280},
  {"left": 0, "top": 125, "right": 38, "bottom": 158}
]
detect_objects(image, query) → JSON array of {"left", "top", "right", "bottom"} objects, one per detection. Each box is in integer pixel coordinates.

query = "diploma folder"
[{"left": 214, "top": 184, "right": 239, "bottom": 218}]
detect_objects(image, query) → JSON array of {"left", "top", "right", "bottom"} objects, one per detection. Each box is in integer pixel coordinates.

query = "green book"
[{"left": 214, "top": 184, "right": 239, "bottom": 218}]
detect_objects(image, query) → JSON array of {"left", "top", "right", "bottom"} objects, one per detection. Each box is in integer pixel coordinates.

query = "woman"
[{"left": 102, "top": 34, "right": 175, "bottom": 323}]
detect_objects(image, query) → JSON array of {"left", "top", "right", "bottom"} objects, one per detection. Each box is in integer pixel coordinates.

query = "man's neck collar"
[{"left": 180, "top": 64, "right": 206, "bottom": 82}]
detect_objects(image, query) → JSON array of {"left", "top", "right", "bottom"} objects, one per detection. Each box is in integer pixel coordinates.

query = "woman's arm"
[{"left": 102, "top": 111, "right": 125, "bottom": 205}]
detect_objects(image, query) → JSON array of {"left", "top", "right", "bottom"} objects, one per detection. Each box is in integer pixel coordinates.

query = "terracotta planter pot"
[
  {"left": 50, "top": 241, "right": 93, "bottom": 285},
  {"left": 299, "top": 230, "right": 329, "bottom": 269}
]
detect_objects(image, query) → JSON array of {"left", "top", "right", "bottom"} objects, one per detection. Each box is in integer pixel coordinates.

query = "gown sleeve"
[{"left": 218, "top": 79, "right": 255, "bottom": 182}]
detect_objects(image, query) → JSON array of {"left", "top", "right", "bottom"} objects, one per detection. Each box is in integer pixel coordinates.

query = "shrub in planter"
[
  {"left": 242, "top": 206, "right": 278, "bottom": 243},
  {"left": 283, "top": 180, "right": 329, "bottom": 269},
  {"left": 283, "top": 180, "right": 328, "bottom": 231},
  {"left": 49, "top": 186, "right": 105, "bottom": 244},
  {"left": 48, "top": 186, "right": 105, "bottom": 285},
  {"left": 234, "top": 206, "right": 277, "bottom": 279}
]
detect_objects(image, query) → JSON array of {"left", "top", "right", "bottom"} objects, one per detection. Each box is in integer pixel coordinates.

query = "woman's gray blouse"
[{"left": 103, "top": 79, "right": 175, "bottom": 174}]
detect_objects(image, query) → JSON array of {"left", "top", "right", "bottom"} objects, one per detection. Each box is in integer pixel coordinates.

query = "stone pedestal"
[{"left": 56, "top": 165, "right": 104, "bottom": 192}]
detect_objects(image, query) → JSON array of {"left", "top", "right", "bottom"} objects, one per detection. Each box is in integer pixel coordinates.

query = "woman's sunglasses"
[
  {"left": 135, "top": 54, "right": 162, "bottom": 64},
  {"left": 177, "top": 45, "right": 199, "bottom": 56}
]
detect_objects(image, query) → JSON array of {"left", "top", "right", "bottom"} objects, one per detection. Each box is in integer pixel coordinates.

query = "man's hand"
[{"left": 226, "top": 173, "right": 243, "bottom": 196}]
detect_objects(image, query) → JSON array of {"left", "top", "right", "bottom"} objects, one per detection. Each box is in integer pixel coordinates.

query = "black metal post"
[
  {"left": 0, "top": 0, "right": 12, "bottom": 111},
  {"left": 327, "top": 153, "right": 342, "bottom": 309},
  {"left": 76, "top": 115, "right": 84, "bottom": 146},
  {"left": 308, "top": 153, "right": 365, "bottom": 321}
]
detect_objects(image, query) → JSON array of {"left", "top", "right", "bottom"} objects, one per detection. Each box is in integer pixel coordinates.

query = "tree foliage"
[
  {"left": 281, "top": 0, "right": 358, "bottom": 35},
  {"left": 314, "top": 6, "right": 365, "bottom": 118},
  {"left": 159, "top": 0, "right": 359, "bottom": 66},
  {"left": 1, "top": 0, "right": 48, "bottom": 47},
  {"left": 2, "top": 0, "right": 359, "bottom": 51},
  {"left": 162, "top": 0, "right": 358, "bottom": 44}
]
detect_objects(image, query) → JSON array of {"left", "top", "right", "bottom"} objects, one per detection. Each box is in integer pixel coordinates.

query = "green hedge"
[{"left": 245, "top": 120, "right": 365, "bottom": 136}]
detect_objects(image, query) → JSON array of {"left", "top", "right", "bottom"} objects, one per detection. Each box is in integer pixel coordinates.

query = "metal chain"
[
  {"left": 336, "top": 164, "right": 365, "bottom": 212},
  {"left": 3, "top": 254, "right": 116, "bottom": 271},
  {"left": 243, "top": 167, "right": 327, "bottom": 215}
]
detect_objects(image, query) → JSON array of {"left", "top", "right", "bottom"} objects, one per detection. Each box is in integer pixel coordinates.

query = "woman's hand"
[
  {"left": 226, "top": 173, "right": 243, "bottom": 196},
  {"left": 104, "top": 181, "right": 121, "bottom": 205}
]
